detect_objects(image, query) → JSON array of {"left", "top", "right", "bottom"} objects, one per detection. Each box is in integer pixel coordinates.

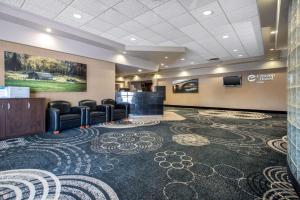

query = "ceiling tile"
[
  {"left": 55, "top": 6, "right": 93, "bottom": 27},
  {"left": 150, "top": 22, "right": 174, "bottom": 35},
  {"left": 134, "top": 11, "right": 164, "bottom": 27},
  {"left": 70, "top": 0, "right": 109, "bottom": 17},
  {"left": 158, "top": 41, "right": 178, "bottom": 47},
  {"left": 22, "top": 0, "right": 72, "bottom": 19},
  {"left": 83, "top": 18, "right": 114, "bottom": 32},
  {"left": 97, "top": 0, "right": 122, "bottom": 7},
  {"left": 173, "top": 36, "right": 193, "bottom": 45},
  {"left": 162, "top": 29, "right": 186, "bottom": 41},
  {"left": 153, "top": 0, "right": 186, "bottom": 20},
  {"left": 135, "top": 29, "right": 159, "bottom": 39},
  {"left": 0, "top": 0, "right": 24, "bottom": 7},
  {"left": 114, "top": 0, "right": 149, "bottom": 18},
  {"left": 119, "top": 20, "right": 146, "bottom": 33},
  {"left": 177, "top": 0, "right": 216, "bottom": 11},
  {"left": 97, "top": 8, "right": 130, "bottom": 25},
  {"left": 180, "top": 23, "right": 210, "bottom": 40},
  {"left": 138, "top": 0, "right": 169, "bottom": 9},
  {"left": 168, "top": 13, "right": 197, "bottom": 28},
  {"left": 225, "top": 4, "right": 258, "bottom": 23},
  {"left": 218, "top": 0, "right": 256, "bottom": 12},
  {"left": 104, "top": 27, "right": 130, "bottom": 38},
  {"left": 147, "top": 34, "right": 166, "bottom": 44}
]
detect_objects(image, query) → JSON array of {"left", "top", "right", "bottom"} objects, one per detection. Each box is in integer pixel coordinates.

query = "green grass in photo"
[{"left": 5, "top": 79, "right": 86, "bottom": 92}]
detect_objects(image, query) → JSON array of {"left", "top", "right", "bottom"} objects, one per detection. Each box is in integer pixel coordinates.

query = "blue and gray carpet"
[{"left": 0, "top": 107, "right": 297, "bottom": 199}]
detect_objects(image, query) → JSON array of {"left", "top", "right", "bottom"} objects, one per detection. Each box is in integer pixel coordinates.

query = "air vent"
[{"left": 208, "top": 58, "right": 220, "bottom": 61}]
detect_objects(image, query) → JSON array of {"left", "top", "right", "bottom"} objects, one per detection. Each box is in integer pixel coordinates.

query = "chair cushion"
[
  {"left": 60, "top": 114, "right": 81, "bottom": 121},
  {"left": 91, "top": 111, "right": 105, "bottom": 117},
  {"left": 102, "top": 99, "right": 115, "bottom": 105},
  {"left": 114, "top": 109, "right": 125, "bottom": 114}
]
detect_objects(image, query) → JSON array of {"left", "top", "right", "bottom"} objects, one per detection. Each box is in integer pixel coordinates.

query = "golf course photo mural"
[{"left": 4, "top": 51, "right": 87, "bottom": 92}]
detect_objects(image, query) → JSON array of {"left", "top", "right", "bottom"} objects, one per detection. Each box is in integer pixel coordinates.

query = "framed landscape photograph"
[
  {"left": 172, "top": 79, "right": 199, "bottom": 93},
  {"left": 4, "top": 51, "right": 87, "bottom": 92}
]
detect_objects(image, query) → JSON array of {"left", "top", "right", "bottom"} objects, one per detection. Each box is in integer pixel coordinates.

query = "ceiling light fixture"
[
  {"left": 233, "top": 49, "right": 238, "bottom": 52},
  {"left": 165, "top": 56, "right": 168, "bottom": 59},
  {"left": 238, "top": 54, "right": 243, "bottom": 57},
  {"left": 270, "top": 30, "right": 277, "bottom": 35},
  {"left": 138, "top": 69, "right": 142, "bottom": 72},
  {"left": 222, "top": 35, "right": 229, "bottom": 39},
  {"left": 45, "top": 28, "right": 52, "bottom": 33},
  {"left": 122, "top": 51, "right": 127, "bottom": 54},
  {"left": 130, "top": 37, "right": 136, "bottom": 41},
  {"left": 161, "top": 63, "right": 164, "bottom": 66},
  {"left": 203, "top": 10, "right": 213, "bottom": 16},
  {"left": 73, "top": 14, "right": 82, "bottom": 19},
  {"left": 180, "top": 58, "right": 185, "bottom": 61},
  {"left": 270, "top": 48, "right": 275, "bottom": 51}
]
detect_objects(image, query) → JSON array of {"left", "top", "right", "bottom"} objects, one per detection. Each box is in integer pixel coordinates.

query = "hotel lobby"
[{"left": 0, "top": 0, "right": 298, "bottom": 199}]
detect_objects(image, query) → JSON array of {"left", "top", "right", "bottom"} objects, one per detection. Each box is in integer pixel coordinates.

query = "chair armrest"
[
  {"left": 115, "top": 103, "right": 129, "bottom": 118},
  {"left": 71, "top": 106, "right": 87, "bottom": 114},
  {"left": 47, "top": 108, "right": 60, "bottom": 131},
  {"left": 96, "top": 105, "right": 111, "bottom": 122},
  {"left": 96, "top": 105, "right": 110, "bottom": 112},
  {"left": 71, "top": 106, "right": 89, "bottom": 126}
]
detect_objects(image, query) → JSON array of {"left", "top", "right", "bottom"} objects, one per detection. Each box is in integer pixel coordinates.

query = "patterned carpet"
[{"left": 0, "top": 107, "right": 297, "bottom": 200}]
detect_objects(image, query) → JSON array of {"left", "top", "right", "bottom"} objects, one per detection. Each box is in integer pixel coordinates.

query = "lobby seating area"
[{"left": 0, "top": 0, "right": 298, "bottom": 199}]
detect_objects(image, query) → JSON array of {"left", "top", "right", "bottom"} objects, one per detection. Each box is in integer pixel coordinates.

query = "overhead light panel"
[
  {"left": 130, "top": 37, "right": 136, "bottom": 41},
  {"left": 73, "top": 14, "right": 82, "bottom": 19},
  {"left": 222, "top": 35, "right": 229, "bottom": 39},
  {"left": 138, "top": 69, "right": 142, "bottom": 72},
  {"left": 233, "top": 49, "right": 238, "bottom": 52},
  {"left": 45, "top": 28, "right": 52, "bottom": 33},
  {"left": 203, "top": 10, "right": 213, "bottom": 16},
  {"left": 270, "top": 30, "right": 277, "bottom": 35}
]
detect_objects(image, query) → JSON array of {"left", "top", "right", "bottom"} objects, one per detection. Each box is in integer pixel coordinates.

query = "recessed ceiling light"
[
  {"left": 270, "top": 30, "right": 277, "bottom": 35},
  {"left": 270, "top": 48, "right": 275, "bottom": 51},
  {"left": 138, "top": 69, "right": 142, "bottom": 72},
  {"left": 161, "top": 63, "right": 164, "bottom": 66},
  {"left": 45, "top": 28, "right": 52, "bottom": 33},
  {"left": 165, "top": 56, "right": 168, "bottom": 59},
  {"left": 222, "top": 35, "right": 229, "bottom": 39},
  {"left": 203, "top": 10, "right": 213, "bottom": 16},
  {"left": 233, "top": 49, "right": 238, "bottom": 52},
  {"left": 238, "top": 54, "right": 243, "bottom": 57},
  {"left": 130, "top": 37, "right": 136, "bottom": 41},
  {"left": 180, "top": 58, "right": 185, "bottom": 61},
  {"left": 73, "top": 14, "right": 82, "bottom": 19},
  {"left": 122, "top": 51, "right": 127, "bottom": 54}
]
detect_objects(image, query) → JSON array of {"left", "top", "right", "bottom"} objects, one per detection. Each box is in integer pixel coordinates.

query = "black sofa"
[
  {"left": 47, "top": 101, "right": 87, "bottom": 134},
  {"left": 79, "top": 100, "right": 110, "bottom": 125},
  {"left": 101, "top": 99, "right": 129, "bottom": 121}
]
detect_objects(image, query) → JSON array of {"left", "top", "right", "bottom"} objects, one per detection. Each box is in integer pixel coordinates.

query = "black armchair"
[
  {"left": 101, "top": 99, "right": 129, "bottom": 121},
  {"left": 79, "top": 100, "right": 110, "bottom": 125},
  {"left": 47, "top": 100, "right": 87, "bottom": 134}
]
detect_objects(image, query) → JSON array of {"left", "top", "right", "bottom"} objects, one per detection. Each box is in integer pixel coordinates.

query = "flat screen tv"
[
  {"left": 223, "top": 76, "right": 242, "bottom": 87},
  {"left": 172, "top": 79, "right": 198, "bottom": 93}
]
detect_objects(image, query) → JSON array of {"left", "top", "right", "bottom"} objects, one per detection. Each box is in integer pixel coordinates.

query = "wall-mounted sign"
[{"left": 247, "top": 74, "right": 275, "bottom": 83}]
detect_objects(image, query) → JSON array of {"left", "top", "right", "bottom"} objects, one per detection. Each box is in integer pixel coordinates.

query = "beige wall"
[
  {"left": 0, "top": 40, "right": 115, "bottom": 105},
  {"left": 158, "top": 68, "right": 287, "bottom": 111}
]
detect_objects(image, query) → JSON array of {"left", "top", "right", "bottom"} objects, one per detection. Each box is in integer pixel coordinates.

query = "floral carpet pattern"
[{"left": 0, "top": 107, "right": 296, "bottom": 200}]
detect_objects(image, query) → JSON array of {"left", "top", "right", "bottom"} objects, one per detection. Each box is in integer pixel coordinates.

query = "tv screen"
[
  {"left": 172, "top": 79, "right": 198, "bottom": 93},
  {"left": 223, "top": 76, "right": 242, "bottom": 87}
]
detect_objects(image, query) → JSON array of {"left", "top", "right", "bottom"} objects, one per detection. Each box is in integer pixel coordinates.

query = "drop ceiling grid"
[{"left": 0, "top": 0, "right": 264, "bottom": 66}]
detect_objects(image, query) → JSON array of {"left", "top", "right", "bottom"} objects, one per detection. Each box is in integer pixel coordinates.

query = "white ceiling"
[{"left": 0, "top": 0, "right": 264, "bottom": 69}]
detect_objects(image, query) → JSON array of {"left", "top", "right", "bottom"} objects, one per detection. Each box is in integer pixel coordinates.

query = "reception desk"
[{"left": 116, "top": 92, "right": 164, "bottom": 115}]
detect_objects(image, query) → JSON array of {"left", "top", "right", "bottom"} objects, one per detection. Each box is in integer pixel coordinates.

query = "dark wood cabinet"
[
  {"left": 0, "top": 98, "right": 46, "bottom": 140},
  {"left": 0, "top": 100, "right": 6, "bottom": 139}
]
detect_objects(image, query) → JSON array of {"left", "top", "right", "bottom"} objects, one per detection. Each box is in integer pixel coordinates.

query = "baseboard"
[
  {"left": 163, "top": 104, "right": 287, "bottom": 114},
  {"left": 287, "top": 164, "right": 300, "bottom": 196}
]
